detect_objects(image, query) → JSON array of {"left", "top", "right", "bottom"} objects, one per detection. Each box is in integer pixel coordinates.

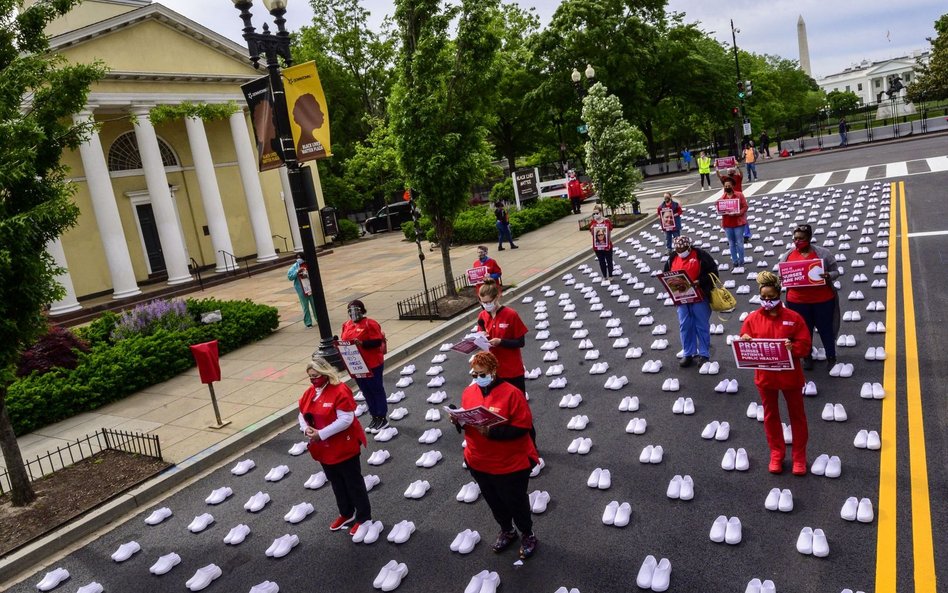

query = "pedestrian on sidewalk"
[
  {"left": 778, "top": 224, "right": 841, "bottom": 372},
  {"left": 589, "top": 205, "right": 614, "bottom": 281},
  {"left": 681, "top": 148, "right": 693, "bottom": 171},
  {"left": 567, "top": 171, "right": 584, "bottom": 214},
  {"left": 494, "top": 201, "right": 518, "bottom": 250},
  {"left": 298, "top": 357, "right": 371, "bottom": 534},
  {"left": 717, "top": 181, "right": 748, "bottom": 269},
  {"left": 473, "top": 246, "right": 503, "bottom": 285},
  {"left": 739, "top": 271, "right": 812, "bottom": 475},
  {"left": 451, "top": 351, "right": 539, "bottom": 559},
  {"left": 340, "top": 300, "right": 389, "bottom": 433},
  {"left": 743, "top": 141, "right": 759, "bottom": 181},
  {"left": 838, "top": 118, "right": 848, "bottom": 147},
  {"left": 697, "top": 151, "right": 712, "bottom": 189},
  {"left": 760, "top": 130, "right": 771, "bottom": 158},
  {"left": 287, "top": 257, "right": 317, "bottom": 328},
  {"left": 663, "top": 236, "right": 716, "bottom": 368},
  {"left": 657, "top": 193, "right": 683, "bottom": 250}
]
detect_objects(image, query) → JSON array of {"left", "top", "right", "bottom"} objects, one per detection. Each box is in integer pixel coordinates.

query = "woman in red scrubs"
[
  {"left": 476, "top": 279, "right": 527, "bottom": 393},
  {"left": 340, "top": 300, "right": 388, "bottom": 433}
]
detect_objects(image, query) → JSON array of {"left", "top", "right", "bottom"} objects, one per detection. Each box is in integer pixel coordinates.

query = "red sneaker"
[
  {"left": 329, "top": 514, "right": 355, "bottom": 531},
  {"left": 792, "top": 460, "right": 808, "bottom": 476},
  {"left": 348, "top": 522, "right": 362, "bottom": 536},
  {"left": 768, "top": 454, "right": 784, "bottom": 474}
]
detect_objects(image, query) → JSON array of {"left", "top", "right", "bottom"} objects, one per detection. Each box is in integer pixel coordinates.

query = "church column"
[
  {"left": 73, "top": 109, "right": 141, "bottom": 298},
  {"left": 228, "top": 110, "right": 278, "bottom": 262},
  {"left": 47, "top": 237, "right": 82, "bottom": 315},
  {"left": 131, "top": 105, "right": 192, "bottom": 285},
  {"left": 279, "top": 167, "right": 303, "bottom": 252},
  {"left": 185, "top": 116, "right": 235, "bottom": 272}
]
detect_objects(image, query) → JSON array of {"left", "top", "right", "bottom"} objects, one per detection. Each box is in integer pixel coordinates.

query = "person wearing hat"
[
  {"left": 340, "top": 300, "right": 389, "bottom": 433},
  {"left": 662, "top": 236, "right": 718, "bottom": 368}
]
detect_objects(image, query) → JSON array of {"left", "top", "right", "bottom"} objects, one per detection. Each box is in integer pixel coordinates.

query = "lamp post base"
[{"left": 314, "top": 336, "right": 343, "bottom": 370}]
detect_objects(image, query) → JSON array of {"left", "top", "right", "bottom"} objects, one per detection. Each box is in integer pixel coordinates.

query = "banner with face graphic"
[
  {"left": 282, "top": 61, "right": 332, "bottom": 162},
  {"left": 241, "top": 75, "right": 284, "bottom": 171}
]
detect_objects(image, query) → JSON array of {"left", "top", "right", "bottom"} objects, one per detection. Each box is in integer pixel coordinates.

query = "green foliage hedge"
[
  {"left": 337, "top": 218, "right": 362, "bottom": 241},
  {"left": 8, "top": 298, "right": 279, "bottom": 436},
  {"left": 400, "top": 198, "right": 572, "bottom": 244}
]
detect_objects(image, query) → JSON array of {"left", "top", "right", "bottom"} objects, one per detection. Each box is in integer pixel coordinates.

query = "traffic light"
[
  {"left": 731, "top": 107, "right": 740, "bottom": 117},
  {"left": 736, "top": 81, "right": 745, "bottom": 100},
  {"left": 745, "top": 80, "right": 753, "bottom": 97}
]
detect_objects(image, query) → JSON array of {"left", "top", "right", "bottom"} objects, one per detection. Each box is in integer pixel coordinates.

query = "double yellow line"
[{"left": 875, "top": 181, "right": 937, "bottom": 592}]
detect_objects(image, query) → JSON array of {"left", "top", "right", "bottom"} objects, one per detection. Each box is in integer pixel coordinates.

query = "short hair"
[
  {"left": 307, "top": 357, "right": 344, "bottom": 385},
  {"left": 793, "top": 224, "right": 813, "bottom": 238},
  {"left": 756, "top": 270, "right": 781, "bottom": 292},
  {"left": 470, "top": 351, "right": 499, "bottom": 374},
  {"left": 478, "top": 278, "right": 502, "bottom": 301},
  {"left": 477, "top": 245, "right": 488, "bottom": 253}
]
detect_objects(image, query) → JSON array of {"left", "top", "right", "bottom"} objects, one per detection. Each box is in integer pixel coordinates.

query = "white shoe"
[
  {"left": 857, "top": 498, "right": 874, "bottom": 523},
  {"left": 672, "top": 397, "right": 685, "bottom": 414},
  {"left": 778, "top": 489, "right": 794, "bottom": 512},
  {"left": 111, "top": 541, "right": 141, "bottom": 562},
  {"left": 531, "top": 490, "right": 551, "bottom": 513},
  {"left": 458, "top": 529, "right": 481, "bottom": 554},
  {"left": 683, "top": 398, "right": 695, "bottom": 415},
  {"left": 36, "top": 568, "right": 70, "bottom": 592},
  {"left": 231, "top": 459, "right": 256, "bottom": 476},
  {"left": 248, "top": 582, "right": 279, "bottom": 593},
  {"left": 636, "top": 555, "right": 657, "bottom": 589},
  {"left": 834, "top": 403, "right": 848, "bottom": 421},
  {"left": 223, "top": 523, "right": 251, "bottom": 545},
  {"left": 721, "top": 448, "right": 736, "bottom": 471},
  {"left": 841, "top": 496, "right": 858, "bottom": 521},
  {"left": 812, "top": 528, "right": 830, "bottom": 557},
  {"left": 796, "top": 527, "right": 814, "bottom": 554},
  {"left": 379, "top": 562, "right": 409, "bottom": 592},
  {"left": 714, "top": 379, "right": 728, "bottom": 393},
  {"left": 666, "top": 475, "right": 682, "bottom": 499},
  {"left": 186, "top": 564, "right": 222, "bottom": 591},
  {"left": 746, "top": 402, "right": 759, "bottom": 418},
  {"left": 284, "top": 502, "right": 314, "bottom": 524},
  {"left": 725, "top": 517, "right": 742, "bottom": 544},
  {"left": 811, "top": 454, "right": 829, "bottom": 475},
  {"left": 587, "top": 467, "right": 603, "bottom": 488},
  {"left": 714, "top": 421, "right": 730, "bottom": 441},
  {"left": 679, "top": 475, "right": 694, "bottom": 500},
  {"left": 825, "top": 455, "right": 842, "bottom": 478},
  {"left": 735, "top": 448, "right": 749, "bottom": 471},
  {"left": 701, "top": 421, "right": 720, "bottom": 439},
  {"left": 577, "top": 437, "right": 593, "bottom": 455},
  {"left": 205, "top": 486, "right": 233, "bottom": 505},
  {"left": 649, "top": 445, "right": 664, "bottom": 464},
  {"left": 602, "top": 501, "right": 620, "bottom": 525},
  {"left": 149, "top": 552, "right": 182, "bottom": 575},
  {"left": 265, "top": 465, "right": 290, "bottom": 482},
  {"left": 726, "top": 379, "right": 739, "bottom": 393},
  {"left": 639, "top": 445, "right": 654, "bottom": 463},
  {"left": 188, "top": 513, "right": 215, "bottom": 532},
  {"left": 568, "top": 437, "right": 582, "bottom": 453},
  {"left": 244, "top": 491, "right": 270, "bottom": 513},
  {"left": 764, "top": 487, "right": 780, "bottom": 511},
  {"left": 867, "top": 430, "right": 881, "bottom": 450},
  {"left": 613, "top": 502, "right": 632, "bottom": 527},
  {"left": 144, "top": 507, "right": 173, "bottom": 525},
  {"left": 709, "top": 515, "right": 727, "bottom": 542},
  {"left": 854, "top": 429, "right": 869, "bottom": 449}
]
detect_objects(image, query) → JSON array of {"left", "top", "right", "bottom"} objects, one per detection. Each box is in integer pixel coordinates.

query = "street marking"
[
  {"left": 906, "top": 230, "right": 948, "bottom": 238},
  {"left": 805, "top": 172, "right": 833, "bottom": 189},
  {"left": 845, "top": 167, "right": 869, "bottom": 183},
  {"left": 886, "top": 162, "right": 908, "bottom": 177},
  {"left": 742, "top": 181, "right": 765, "bottom": 196},
  {"left": 898, "top": 181, "right": 937, "bottom": 593},
  {"left": 769, "top": 176, "right": 799, "bottom": 193},
  {"left": 875, "top": 181, "right": 899, "bottom": 593},
  {"left": 925, "top": 156, "right": 948, "bottom": 172}
]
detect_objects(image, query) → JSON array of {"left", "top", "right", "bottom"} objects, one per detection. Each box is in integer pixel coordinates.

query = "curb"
[{"left": 0, "top": 213, "right": 652, "bottom": 584}]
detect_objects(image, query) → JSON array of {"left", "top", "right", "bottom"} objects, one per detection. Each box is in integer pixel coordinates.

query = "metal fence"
[
  {"left": 397, "top": 274, "right": 471, "bottom": 320},
  {"left": 0, "top": 428, "right": 163, "bottom": 496}
]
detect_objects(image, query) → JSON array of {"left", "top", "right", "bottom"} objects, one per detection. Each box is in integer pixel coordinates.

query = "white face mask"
[
  {"left": 677, "top": 249, "right": 691, "bottom": 258},
  {"left": 481, "top": 301, "right": 497, "bottom": 313},
  {"left": 593, "top": 213, "right": 602, "bottom": 220}
]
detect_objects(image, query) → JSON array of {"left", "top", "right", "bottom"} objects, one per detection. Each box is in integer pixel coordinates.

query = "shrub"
[
  {"left": 111, "top": 298, "right": 193, "bottom": 341},
  {"left": 7, "top": 298, "right": 279, "bottom": 435},
  {"left": 400, "top": 198, "right": 571, "bottom": 245},
  {"left": 337, "top": 218, "right": 361, "bottom": 241},
  {"left": 400, "top": 216, "right": 433, "bottom": 241},
  {"left": 74, "top": 311, "right": 120, "bottom": 346},
  {"left": 489, "top": 177, "right": 514, "bottom": 205},
  {"left": 16, "top": 326, "right": 90, "bottom": 378}
]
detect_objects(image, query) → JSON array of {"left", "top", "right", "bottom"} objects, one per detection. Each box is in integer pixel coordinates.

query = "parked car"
[{"left": 364, "top": 201, "right": 413, "bottom": 234}]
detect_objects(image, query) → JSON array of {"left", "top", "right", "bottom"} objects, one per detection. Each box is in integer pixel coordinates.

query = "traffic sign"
[
  {"left": 577, "top": 124, "right": 588, "bottom": 134},
  {"left": 743, "top": 121, "right": 752, "bottom": 136}
]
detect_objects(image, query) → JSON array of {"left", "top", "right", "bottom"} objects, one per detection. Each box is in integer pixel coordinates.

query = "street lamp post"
[
  {"left": 230, "top": 0, "right": 341, "bottom": 367},
  {"left": 550, "top": 108, "right": 567, "bottom": 174},
  {"left": 571, "top": 63, "right": 596, "bottom": 100}
]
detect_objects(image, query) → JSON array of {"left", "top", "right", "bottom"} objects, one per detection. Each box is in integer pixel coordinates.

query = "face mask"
[
  {"left": 473, "top": 374, "right": 493, "bottom": 387},
  {"left": 348, "top": 309, "right": 363, "bottom": 322},
  {"left": 725, "top": 187, "right": 734, "bottom": 194},
  {"left": 794, "top": 239, "right": 810, "bottom": 250},
  {"left": 481, "top": 301, "right": 497, "bottom": 313},
  {"left": 593, "top": 213, "right": 602, "bottom": 220},
  {"left": 760, "top": 298, "right": 781, "bottom": 311},
  {"left": 309, "top": 375, "right": 328, "bottom": 387},
  {"left": 677, "top": 249, "right": 691, "bottom": 258},
  {"left": 479, "top": 255, "right": 488, "bottom": 262}
]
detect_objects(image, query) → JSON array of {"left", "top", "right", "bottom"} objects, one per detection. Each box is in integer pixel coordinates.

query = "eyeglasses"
[{"left": 469, "top": 371, "right": 490, "bottom": 378}]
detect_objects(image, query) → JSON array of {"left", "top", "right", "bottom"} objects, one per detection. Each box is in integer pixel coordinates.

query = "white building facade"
[{"left": 816, "top": 52, "right": 930, "bottom": 105}]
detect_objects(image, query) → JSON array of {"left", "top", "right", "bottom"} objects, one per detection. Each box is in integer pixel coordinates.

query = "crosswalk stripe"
[
  {"left": 805, "top": 172, "right": 833, "bottom": 189},
  {"left": 926, "top": 156, "right": 948, "bottom": 172},
  {"left": 886, "top": 162, "right": 908, "bottom": 177},
  {"left": 741, "top": 181, "right": 765, "bottom": 196},
  {"left": 844, "top": 167, "right": 869, "bottom": 183},
  {"left": 769, "top": 176, "right": 799, "bottom": 193}
]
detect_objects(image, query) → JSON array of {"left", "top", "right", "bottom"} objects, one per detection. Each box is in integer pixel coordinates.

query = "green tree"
[
  {"left": 390, "top": 0, "right": 502, "bottom": 295},
  {"left": 907, "top": 14, "right": 948, "bottom": 103},
  {"left": 344, "top": 116, "right": 404, "bottom": 218},
  {"left": 582, "top": 83, "right": 647, "bottom": 214},
  {"left": 825, "top": 90, "right": 862, "bottom": 116},
  {"left": 0, "top": 0, "right": 106, "bottom": 506}
]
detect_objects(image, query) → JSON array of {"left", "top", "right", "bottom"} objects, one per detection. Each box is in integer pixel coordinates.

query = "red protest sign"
[
  {"left": 715, "top": 156, "right": 737, "bottom": 169},
  {"left": 716, "top": 198, "right": 740, "bottom": 215},
  {"left": 732, "top": 339, "right": 795, "bottom": 370},
  {"left": 779, "top": 259, "right": 826, "bottom": 288},
  {"left": 466, "top": 266, "right": 488, "bottom": 286}
]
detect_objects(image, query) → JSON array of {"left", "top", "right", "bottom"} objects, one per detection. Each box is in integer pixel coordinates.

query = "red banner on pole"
[{"left": 190, "top": 340, "right": 221, "bottom": 384}]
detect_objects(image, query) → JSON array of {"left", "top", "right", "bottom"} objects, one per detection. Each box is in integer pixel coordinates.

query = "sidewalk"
[{"left": 5, "top": 197, "right": 669, "bottom": 470}]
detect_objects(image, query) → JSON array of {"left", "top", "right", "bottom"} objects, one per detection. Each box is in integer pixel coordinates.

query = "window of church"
[{"left": 108, "top": 131, "right": 179, "bottom": 171}]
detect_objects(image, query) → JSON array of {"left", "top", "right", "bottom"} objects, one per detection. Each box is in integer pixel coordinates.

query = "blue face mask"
[
  {"left": 473, "top": 374, "right": 493, "bottom": 387},
  {"left": 479, "top": 255, "right": 488, "bottom": 262}
]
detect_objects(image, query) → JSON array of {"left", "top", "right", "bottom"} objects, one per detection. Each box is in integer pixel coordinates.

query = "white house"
[{"left": 816, "top": 51, "right": 930, "bottom": 105}]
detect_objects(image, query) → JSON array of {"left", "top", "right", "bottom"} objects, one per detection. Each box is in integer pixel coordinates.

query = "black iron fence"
[
  {"left": 397, "top": 274, "right": 471, "bottom": 320},
  {"left": 0, "top": 428, "right": 163, "bottom": 496}
]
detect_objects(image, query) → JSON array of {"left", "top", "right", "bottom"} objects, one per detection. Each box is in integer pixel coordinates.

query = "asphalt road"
[{"left": 7, "top": 138, "right": 944, "bottom": 593}]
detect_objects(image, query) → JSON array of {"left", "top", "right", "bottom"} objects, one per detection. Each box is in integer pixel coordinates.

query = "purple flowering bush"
[{"left": 111, "top": 298, "right": 194, "bottom": 341}]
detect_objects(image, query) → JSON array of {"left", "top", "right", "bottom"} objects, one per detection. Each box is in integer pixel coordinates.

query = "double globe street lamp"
[{"left": 229, "top": 0, "right": 341, "bottom": 366}]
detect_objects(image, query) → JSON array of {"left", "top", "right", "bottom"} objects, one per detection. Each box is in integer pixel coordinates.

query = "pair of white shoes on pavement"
[
  {"left": 714, "top": 379, "right": 739, "bottom": 393},
  {"left": 149, "top": 552, "right": 181, "bottom": 575},
  {"left": 425, "top": 365, "right": 442, "bottom": 376},
  {"left": 618, "top": 396, "right": 640, "bottom": 412},
  {"left": 265, "top": 534, "right": 299, "bottom": 558},
  {"left": 288, "top": 441, "right": 308, "bottom": 456},
  {"left": 244, "top": 492, "right": 270, "bottom": 513},
  {"left": 821, "top": 403, "right": 848, "bottom": 421},
  {"left": 744, "top": 578, "right": 777, "bottom": 593},
  {"left": 546, "top": 363, "right": 565, "bottom": 376},
  {"left": 829, "top": 362, "right": 855, "bottom": 377},
  {"left": 284, "top": 502, "right": 314, "bottom": 524},
  {"left": 660, "top": 378, "right": 680, "bottom": 391},
  {"left": 223, "top": 524, "right": 251, "bottom": 545},
  {"left": 796, "top": 527, "right": 830, "bottom": 557},
  {"left": 641, "top": 360, "right": 663, "bottom": 373},
  {"left": 374, "top": 427, "right": 399, "bottom": 442},
  {"left": 144, "top": 507, "right": 173, "bottom": 525},
  {"left": 188, "top": 513, "right": 215, "bottom": 533},
  {"left": 639, "top": 445, "right": 664, "bottom": 464},
  {"left": 578, "top": 338, "right": 593, "bottom": 349},
  {"left": 404, "top": 480, "right": 431, "bottom": 499},
  {"left": 400, "top": 364, "right": 415, "bottom": 375},
  {"left": 666, "top": 475, "right": 694, "bottom": 500},
  {"left": 186, "top": 564, "right": 222, "bottom": 591},
  {"left": 721, "top": 448, "right": 749, "bottom": 471},
  {"left": 608, "top": 328, "right": 623, "bottom": 338},
  {"left": 529, "top": 490, "right": 551, "bottom": 513},
  {"left": 524, "top": 367, "right": 542, "bottom": 379},
  {"left": 230, "top": 459, "right": 255, "bottom": 476},
  {"left": 456, "top": 481, "right": 481, "bottom": 503},
  {"left": 626, "top": 346, "right": 644, "bottom": 358},
  {"left": 418, "top": 428, "right": 442, "bottom": 444},
  {"left": 651, "top": 324, "right": 667, "bottom": 335},
  {"left": 559, "top": 393, "right": 583, "bottom": 408},
  {"left": 424, "top": 408, "right": 442, "bottom": 421},
  {"left": 205, "top": 486, "right": 233, "bottom": 505},
  {"left": 373, "top": 560, "right": 409, "bottom": 591},
  {"left": 602, "top": 501, "right": 632, "bottom": 527},
  {"left": 364, "top": 474, "right": 381, "bottom": 491},
  {"left": 803, "top": 381, "right": 818, "bottom": 396},
  {"left": 367, "top": 451, "right": 391, "bottom": 466},
  {"left": 605, "top": 375, "right": 629, "bottom": 390},
  {"left": 415, "top": 450, "right": 443, "bottom": 468},
  {"left": 543, "top": 351, "right": 559, "bottom": 362},
  {"left": 567, "top": 437, "right": 593, "bottom": 455},
  {"left": 530, "top": 457, "right": 546, "bottom": 477},
  {"left": 450, "top": 529, "right": 482, "bottom": 554},
  {"left": 36, "top": 568, "right": 70, "bottom": 591},
  {"left": 702, "top": 421, "right": 730, "bottom": 441},
  {"left": 352, "top": 520, "right": 385, "bottom": 544},
  {"left": 567, "top": 415, "right": 590, "bottom": 430},
  {"left": 588, "top": 362, "right": 608, "bottom": 374},
  {"left": 841, "top": 497, "right": 874, "bottom": 522},
  {"left": 764, "top": 488, "right": 794, "bottom": 512},
  {"left": 636, "top": 555, "right": 671, "bottom": 591},
  {"left": 625, "top": 418, "right": 647, "bottom": 434},
  {"left": 860, "top": 382, "right": 885, "bottom": 399},
  {"left": 865, "top": 346, "right": 887, "bottom": 360},
  {"left": 854, "top": 429, "right": 881, "bottom": 450},
  {"left": 395, "top": 377, "right": 413, "bottom": 388},
  {"left": 650, "top": 339, "right": 668, "bottom": 350},
  {"left": 464, "top": 570, "right": 500, "bottom": 593},
  {"left": 587, "top": 467, "right": 612, "bottom": 489},
  {"left": 389, "top": 407, "right": 408, "bottom": 421},
  {"left": 672, "top": 397, "right": 695, "bottom": 415},
  {"left": 584, "top": 349, "right": 600, "bottom": 360},
  {"left": 710, "top": 516, "right": 742, "bottom": 544},
  {"left": 613, "top": 337, "right": 630, "bottom": 348},
  {"left": 699, "top": 361, "right": 721, "bottom": 374},
  {"left": 427, "top": 376, "right": 445, "bottom": 388},
  {"left": 387, "top": 520, "right": 417, "bottom": 544},
  {"left": 110, "top": 541, "right": 140, "bottom": 562},
  {"left": 427, "top": 391, "right": 447, "bottom": 405},
  {"left": 811, "top": 454, "right": 842, "bottom": 477},
  {"left": 265, "top": 465, "right": 290, "bottom": 482},
  {"left": 248, "top": 581, "right": 279, "bottom": 593},
  {"left": 866, "top": 322, "right": 887, "bottom": 334}
]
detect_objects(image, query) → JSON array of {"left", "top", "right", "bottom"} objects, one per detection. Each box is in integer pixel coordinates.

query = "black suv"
[{"left": 364, "top": 201, "right": 413, "bottom": 234}]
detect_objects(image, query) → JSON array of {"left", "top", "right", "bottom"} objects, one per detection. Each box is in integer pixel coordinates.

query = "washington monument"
[{"left": 798, "top": 15, "right": 812, "bottom": 76}]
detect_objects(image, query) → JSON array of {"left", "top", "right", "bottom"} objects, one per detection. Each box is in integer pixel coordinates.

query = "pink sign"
[
  {"left": 715, "top": 156, "right": 737, "bottom": 169},
  {"left": 779, "top": 259, "right": 826, "bottom": 288},
  {"left": 716, "top": 198, "right": 740, "bottom": 215},
  {"left": 732, "top": 339, "right": 795, "bottom": 371},
  {"left": 466, "top": 266, "right": 488, "bottom": 286}
]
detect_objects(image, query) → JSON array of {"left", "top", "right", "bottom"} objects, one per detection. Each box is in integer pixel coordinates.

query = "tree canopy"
[{"left": 907, "top": 14, "right": 948, "bottom": 103}]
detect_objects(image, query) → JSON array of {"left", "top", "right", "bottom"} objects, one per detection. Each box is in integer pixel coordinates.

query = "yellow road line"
[
  {"left": 875, "top": 181, "right": 899, "bottom": 593},
  {"left": 898, "top": 180, "right": 937, "bottom": 592}
]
